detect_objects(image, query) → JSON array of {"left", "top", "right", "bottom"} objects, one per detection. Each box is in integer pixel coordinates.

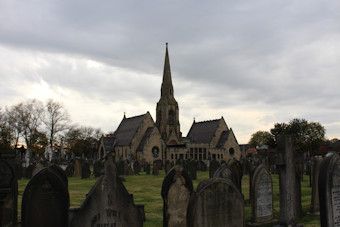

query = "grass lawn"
[{"left": 17, "top": 170, "right": 321, "bottom": 227}]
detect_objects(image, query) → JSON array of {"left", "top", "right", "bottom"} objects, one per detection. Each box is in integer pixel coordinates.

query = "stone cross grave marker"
[{"left": 161, "top": 165, "right": 193, "bottom": 227}]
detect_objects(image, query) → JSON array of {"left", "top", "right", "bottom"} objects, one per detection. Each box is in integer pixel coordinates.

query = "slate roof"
[
  {"left": 114, "top": 114, "right": 145, "bottom": 146},
  {"left": 136, "top": 127, "right": 154, "bottom": 151},
  {"left": 187, "top": 119, "right": 220, "bottom": 144},
  {"left": 216, "top": 130, "right": 230, "bottom": 149},
  {"left": 103, "top": 136, "right": 116, "bottom": 152}
]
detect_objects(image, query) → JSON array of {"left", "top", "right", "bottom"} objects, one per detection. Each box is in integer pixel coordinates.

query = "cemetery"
[{"left": 1, "top": 141, "right": 338, "bottom": 226}]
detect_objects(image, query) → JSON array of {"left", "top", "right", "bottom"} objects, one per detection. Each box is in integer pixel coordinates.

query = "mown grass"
[{"left": 17, "top": 170, "right": 321, "bottom": 227}]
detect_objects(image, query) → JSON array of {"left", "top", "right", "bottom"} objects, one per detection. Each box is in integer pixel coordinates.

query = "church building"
[{"left": 98, "top": 44, "right": 241, "bottom": 163}]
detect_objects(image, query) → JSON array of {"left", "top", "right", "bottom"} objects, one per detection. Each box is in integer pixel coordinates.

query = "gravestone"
[
  {"left": 309, "top": 156, "right": 323, "bottom": 215},
  {"left": 70, "top": 154, "right": 143, "bottom": 227},
  {"left": 248, "top": 164, "right": 275, "bottom": 225},
  {"left": 0, "top": 159, "right": 18, "bottom": 226},
  {"left": 134, "top": 161, "right": 141, "bottom": 175},
  {"left": 319, "top": 152, "right": 340, "bottom": 227},
  {"left": 32, "top": 162, "right": 45, "bottom": 176},
  {"left": 81, "top": 162, "right": 91, "bottom": 179},
  {"left": 188, "top": 160, "right": 197, "bottom": 180},
  {"left": 21, "top": 165, "right": 69, "bottom": 227},
  {"left": 161, "top": 165, "right": 193, "bottom": 227},
  {"left": 187, "top": 178, "right": 244, "bottom": 227},
  {"left": 197, "top": 160, "right": 207, "bottom": 171},
  {"left": 153, "top": 162, "right": 159, "bottom": 176},
  {"left": 93, "top": 160, "right": 104, "bottom": 177},
  {"left": 165, "top": 160, "right": 172, "bottom": 174},
  {"left": 74, "top": 159, "right": 82, "bottom": 177},
  {"left": 117, "top": 160, "right": 126, "bottom": 175},
  {"left": 65, "top": 162, "right": 74, "bottom": 177},
  {"left": 209, "top": 159, "right": 220, "bottom": 178},
  {"left": 145, "top": 163, "right": 151, "bottom": 175},
  {"left": 275, "top": 135, "right": 299, "bottom": 226},
  {"left": 213, "top": 163, "right": 242, "bottom": 193},
  {"left": 228, "top": 158, "right": 243, "bottom": 193}
]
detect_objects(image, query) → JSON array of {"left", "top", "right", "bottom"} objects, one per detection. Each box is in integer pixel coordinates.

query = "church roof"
[
  {"left": 187, "top": 119, "right": 221, "bottom": 144},
  {"left": 216, "top": 130, "right": 230, "bottom": 149},
  {"left": 136, "top": 127, "right": 154, "bottom": 151},
  {"left": 114, "top": 114, "right": 145, "bottom": 146}
]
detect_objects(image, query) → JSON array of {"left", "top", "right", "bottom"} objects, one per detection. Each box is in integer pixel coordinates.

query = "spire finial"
[{"left": 124, "top": 112, "right": 126, "bottom": 119}]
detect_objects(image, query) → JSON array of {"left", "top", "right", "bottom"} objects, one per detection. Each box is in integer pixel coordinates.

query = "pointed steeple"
[{"left": 161, "top": 43, "right": 174, "bottom": 99}]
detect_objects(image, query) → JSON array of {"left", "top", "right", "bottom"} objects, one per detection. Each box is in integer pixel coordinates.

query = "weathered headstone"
[
  {"left": 153, "top": 161, "right": 159, "bottom": 176},
  {"left": 117, "top": 160, "right": 126, "bottom": 175},
  {"left": 309, "top": 156, "right": 323, "bottom": 215},
  {"left": 21, "top": 165, "right": 69, "bottom": 227},
  {"left": 161, "top": 165, "right": 193, "bottom": 227},
  {"left": 134, "top": 161, "right": 141, "bottom": 175},
  {"left": 213, "top": 163, "right": 243, "bottom": 193},
  {"left": 65, "top": 163, "right": 74, "bottom": 177},
  {"left": 165, "top": 160, "right": 172, "bottom": 174},
  {"left": 197, "top": 160, "right": 207, "bottom": 171},
  {"left": 32, "top": 162, "right": 45, "bottom": 176},
  {"left": 81, "top": 162, "right": 91, "bottom": 179},
  {"left": 74, "top": 159, "right": 82, "bottom": 177},
  {"left": 187, "top": 178, "right": 244, "bottom": 227},
  {"left": 145, "top": 163, "right": 151, "bottom": 175},
  {"left": 0, "top": 159, "right": 18, "bottom": 226},
  {"left": 188, "top": 160, "right": 197, "bottom": 180},
  {"left": 248, "top": 164, "right": 275, "bottom": 225},
  {"left": 209, "top": 159, "right": 220, "bottom": 178},
  {"left": 70, "top": 155, "right": 143, "bottom": 227},
  {"left": 319, "top": 152, "right": 340, "bottom": 227},
  {"left": 228, "top": 158, "right": 243, "bottom": 193},
  {"left": 93, "top": 160, "right": 104, "bottom": 177},
  {"left": 275, "top": 135, "right": 299, "bottom": 226}
]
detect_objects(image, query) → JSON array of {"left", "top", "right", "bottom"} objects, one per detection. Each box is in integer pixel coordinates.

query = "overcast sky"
[{"left": 1, "top": 1, "right": 340, "bottom": 144}]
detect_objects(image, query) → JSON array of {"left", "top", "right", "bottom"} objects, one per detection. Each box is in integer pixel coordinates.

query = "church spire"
[{"left": 161, "top": 43, "right": 174, "bottom": 98}]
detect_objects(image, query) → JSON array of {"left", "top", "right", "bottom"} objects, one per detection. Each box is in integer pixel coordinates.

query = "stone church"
[{"left": 98, "top": 44, "right": 241, "bottom": 163}]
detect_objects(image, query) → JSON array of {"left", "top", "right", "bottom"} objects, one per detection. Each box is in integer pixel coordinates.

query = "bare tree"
[
  {"left": 7, "top": 99, "right": 45, "bottom": 150},
  {"left": 43, "top": 99, "right": 70, "bottom": 147}
]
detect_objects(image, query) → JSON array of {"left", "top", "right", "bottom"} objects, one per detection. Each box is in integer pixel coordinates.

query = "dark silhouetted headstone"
[
  {"left": 187, "top": 178, "right": 244, "bottom": 227},
  {"left": 134, "top": 161, "right": 141, "bottom": 175},
  {"left": 145, "top": 163, "right": 151, "bottom": 175},
  {"left": 319, "top": 153, "right": 340, "bottom": 227},
  {"left": 188, "top": 160, "right": 197, "bottom": 180},
  {"left": 161, "top": 165, "right": 193, "bottom": 227},
  {"left": 74, "top": 159, "right": 82, "bottom": 177},
  {"left": 93, "top": 160, "right": 104, "bottom": 177},
  {"left": 70, "top": 155, "right": 143, "bottom": 227},
  {"left": 0, "top": 159, "right": 18, "bottom": 226},
  {"left": 310, "top": 156, "right": 322, "bottom": 215},
  {"left": 197, "top": 160, "right": 207, "bottom": 171},
  {"left": 81, "top": 162, "right": 91, "bottom": 179},
  {"left": 21, "top": 165, "right": 69, "bottom": 227},
  {"left": 209, "top": 159, "right": 220, "bottom": 178}
]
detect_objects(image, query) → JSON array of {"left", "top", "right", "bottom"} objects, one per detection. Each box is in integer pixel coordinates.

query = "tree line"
[
  {"left": 0, "top": 99, "right": 103, "bottom": 157},
  {"left": 249, "top": 118, "right": 327, "bottom": 155}
]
